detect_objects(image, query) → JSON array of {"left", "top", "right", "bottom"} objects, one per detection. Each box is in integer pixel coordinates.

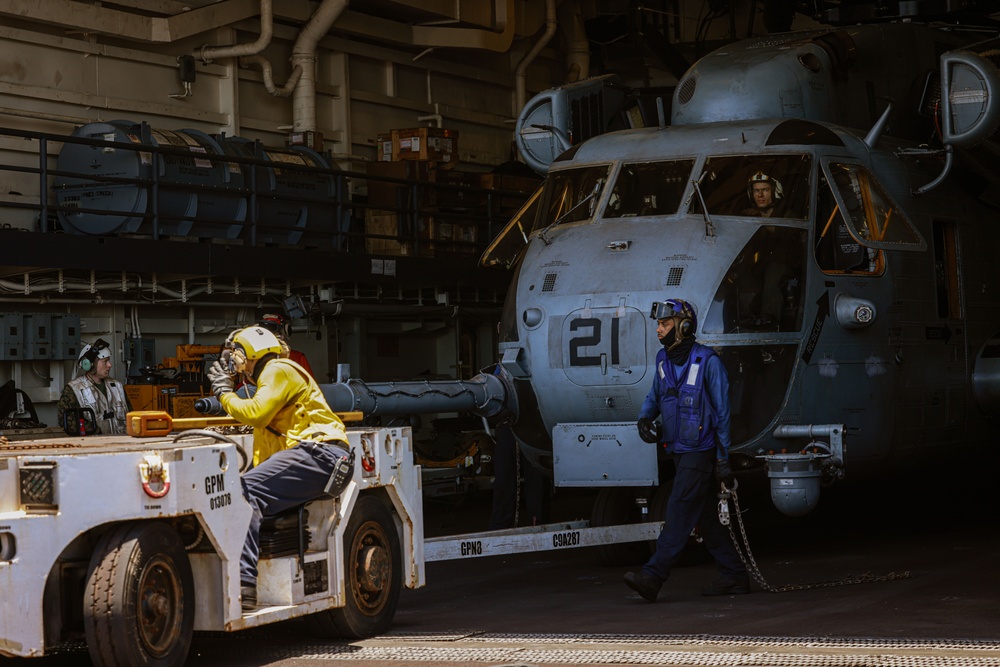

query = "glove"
[
  {"left": 637, "top": 417, "right": 662, "bottom": 444},
  {"left": 220, "top": 348, "right": 234, "bottom": 374},
  {"left": 207, "top": 360, "right": 235, "bottom": 398},
  {"left": 715, "top": 459, "right": 735, "bottom": 488}
]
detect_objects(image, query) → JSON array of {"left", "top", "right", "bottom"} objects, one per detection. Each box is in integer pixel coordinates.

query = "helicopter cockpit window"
[
  {"left": 603, "top": 159, "right": 695, "bottom": 218},
  {"left": 479, "top": 186, "right": 543, "bottom": 269},
  {"left": 689, "top": 154, "right": 811, "bottom": 220},
  {"left": 814, "top": 170, "right": 883, "bottom": 274},
  {"left": 535, "top": 165, "right": 611, "bottom": 230},
  {"left": 704, "top": 225, "right": 808, "bottom": 333},
  {"left": 822, "top": 161, "right": 925, "bottom": 251}
]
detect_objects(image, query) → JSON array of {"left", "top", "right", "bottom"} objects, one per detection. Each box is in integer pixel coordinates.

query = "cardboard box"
[{"left": 386, "top": 127, "right": 458, "bottom": 162}]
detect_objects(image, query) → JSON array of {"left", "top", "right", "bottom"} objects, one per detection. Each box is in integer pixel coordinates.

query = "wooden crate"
[
  {"left": 389, "top": 127, "right": 458, "bottom": 162},
  {"left": 364, "top": 209, "right": 436, "bottom": 256},
  {"left": 365, "top": 209, "right": 409, "bottom": 256}
]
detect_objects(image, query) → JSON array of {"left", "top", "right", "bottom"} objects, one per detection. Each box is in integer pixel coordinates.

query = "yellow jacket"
[{"left": 220, "top": 358, "right": 347, "bottom": 467}]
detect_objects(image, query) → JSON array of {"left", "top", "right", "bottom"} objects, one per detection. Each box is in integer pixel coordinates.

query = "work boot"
[
  {"left": 241, "top": 584, "right": 258, "bottom": 612},
  {"left": 624, "top": 571, "right": 662, "bottom": 602},
  {"left": 702, "top": 575, "right": 751, "bottom": 596}
]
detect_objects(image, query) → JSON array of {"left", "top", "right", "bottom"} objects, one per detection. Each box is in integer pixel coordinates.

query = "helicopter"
[{"left": 321, "top": 19, "right": 1000, "bottom": 532}]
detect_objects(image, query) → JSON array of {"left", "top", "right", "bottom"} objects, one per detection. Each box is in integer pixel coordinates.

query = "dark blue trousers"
[
  {"left": 642, "top": 448, "right": 746, "bottom": 583},
  {"left": 239, "top": 441, "right": 349, "bottom": 585}
]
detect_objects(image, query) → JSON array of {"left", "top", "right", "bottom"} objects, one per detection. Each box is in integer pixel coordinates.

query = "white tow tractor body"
[{"left": 0, "top": 426, "right": 423, "bottom": 664}]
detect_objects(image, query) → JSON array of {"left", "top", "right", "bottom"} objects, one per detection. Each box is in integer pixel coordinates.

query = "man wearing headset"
[
  {"left": 56, "top": 339, "right": 131, "bottom": 435},
  {"left": 206, "top": 326, "right": 353, "bottom": 612},
  {"left": 742, "top": 170, "right": 785, "bottom": 218},
  {"left": 624, "top": 298, "right": 749, "bottom": 602}
]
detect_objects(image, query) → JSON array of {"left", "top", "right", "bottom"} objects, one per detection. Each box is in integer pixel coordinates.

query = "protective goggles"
[{"left": 649, "top": 299, "right": 690, "bottom": 321}]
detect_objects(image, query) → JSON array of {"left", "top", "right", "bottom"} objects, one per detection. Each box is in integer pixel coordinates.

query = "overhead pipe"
[
  {"left": 239, "top": 54, "right": 303, "bottom": 97},
  {"left": 288, "top": 0, "right": 347, "bottom": 132},
  {"left": 199, "top": 0, "right": 274, "bottom": 63},
  {"left": 515, "top": 0, "right": 558, "bottom": 114},
  {"left": 559, "top": 0, "right": 590, "bottom": 84}
]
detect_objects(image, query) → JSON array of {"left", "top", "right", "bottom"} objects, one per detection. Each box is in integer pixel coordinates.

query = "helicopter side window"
[
  {"left": 690, "top": 154, "right": 811, "bottom": 220},
  {"left": 603, "top": 159, "right": 695, "bottom": 218},
  {"left": 479, "top": 186, "right": 543, "bottom": 269},
  {"left": 814, "top": 172, "right": 883, "bottom": 274},
  {"left": 534, "top": 165, "right": 611, "bottom": 231},
  {"left": 704, "top": 226, "right": 808, "bottom": 333},
  {"left": 826, "top": 162, "right": 923, "bottom": 247}
]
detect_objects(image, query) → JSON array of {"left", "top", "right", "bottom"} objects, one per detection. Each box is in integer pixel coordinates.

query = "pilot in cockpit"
[{"left": 742, "top": 170, "right": 785, "bottom": 218}]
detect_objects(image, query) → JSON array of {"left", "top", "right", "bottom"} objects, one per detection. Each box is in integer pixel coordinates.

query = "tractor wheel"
[
  {"left": 307, "top": 495, "right": 402, "bottom": 638},
  {"left": 590, "top": 487, "right": 652, "bottom": 566},
  {"left": 83, "top": 522, "right": 194, "bottom": 667}
]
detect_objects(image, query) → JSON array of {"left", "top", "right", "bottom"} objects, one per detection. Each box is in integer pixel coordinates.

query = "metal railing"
[{"left": 0, "top": 124, "right": 537, "bottom": 259}]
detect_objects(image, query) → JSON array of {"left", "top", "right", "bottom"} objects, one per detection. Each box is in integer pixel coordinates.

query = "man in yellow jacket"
[{"left": 207, "top": 326, "right": 353, "bottom": 611}]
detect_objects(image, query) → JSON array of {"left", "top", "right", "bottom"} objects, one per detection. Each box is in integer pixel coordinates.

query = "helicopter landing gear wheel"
[
  {"left": 83, "top": 522, "right": 194, "bottom": 667},
  {"left": 590, "top": 487, "right": 652, "bottom": 566},
  {"left": 307, "top": 495, "right": 402, "bottom": 638},
  {"left": 649, "top": 480, "right": 711, "bottom": 567}
]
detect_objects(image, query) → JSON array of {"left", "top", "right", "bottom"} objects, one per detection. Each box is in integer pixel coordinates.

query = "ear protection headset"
[
  {"left": 229, "top": 346, "right": 248, "bottom": 375},
  {"left": 79, "top": 339, "right": 110, "bottom": 372},
  {"left": 676, "top": 312, "right": 694, "bottom": 338}
]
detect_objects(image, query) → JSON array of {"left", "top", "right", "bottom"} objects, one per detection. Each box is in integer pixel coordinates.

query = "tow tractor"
[{"left": 0, "top": 412, "right": 663, "bottom": 666}]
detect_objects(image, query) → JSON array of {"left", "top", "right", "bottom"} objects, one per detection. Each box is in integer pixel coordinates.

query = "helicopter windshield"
[
  {"left": 536, "top": 165, "right": 611, "bottom": 231},
  {"left": 689, "top": 154, "right": 811, "bottom": 220},
  {"left": 603, "top": 159, "right": 696, "bottom": 218}
]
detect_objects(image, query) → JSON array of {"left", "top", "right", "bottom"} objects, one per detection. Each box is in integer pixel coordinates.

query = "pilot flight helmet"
[
  {"left": 649, "top": 298, "right": 697, "bottom": 338},
  {"left": 78, "top": 338, "right": 111, "bottom": 372},
  {"left": 227, "top": 326, "right": 284, "bottom": 375},
  {"left": 258, "top": 313, "right": 290, "bottom": 339},
  {"left": 747, "top": 170, "right": 784, "bottom": 201}
]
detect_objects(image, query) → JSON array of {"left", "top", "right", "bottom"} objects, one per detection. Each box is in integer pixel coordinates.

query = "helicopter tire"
[
  {"left": 590, "top": 487, "right": 652, "bottom": 567},
  {"left": 83, "top": 521, "right": 195, "bottom": 667},
  {"left": 306, "top": 495, "right": 402, "bottom": 638},
  {"left": 649, "top": 480, "right": 711, "bottom": 567}
]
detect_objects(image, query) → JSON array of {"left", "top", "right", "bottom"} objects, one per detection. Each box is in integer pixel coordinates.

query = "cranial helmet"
[
  {"left": 228, "top": 327, "right": 283, "bottom": 375},
  {"left": 79, "top": 339, "right": 111, "bottom": 372},
  {"left": 649, "top": 298, "right": 697, "bottom": 338},
  {"left": 747, "top": 170, "right": 784, "bottom": 201},
  {"left": 258, "top": 313, "right": 290, "bottom": 339}
]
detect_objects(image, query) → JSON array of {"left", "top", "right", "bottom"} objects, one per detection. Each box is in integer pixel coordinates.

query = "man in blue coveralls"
[{"left": 624, "top": 298, "right": 750, "bottom": 602}]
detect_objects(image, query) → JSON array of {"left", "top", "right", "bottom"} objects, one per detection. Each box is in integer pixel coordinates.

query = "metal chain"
[
  {"left": 0, "top": 441, "right": 83, "bottom": 451},
  {"left": 720, "top": 485, "right": 912, "bottom": 592},
  {"left": 513, "top": 437, "right": 521, "bottom": 527}
]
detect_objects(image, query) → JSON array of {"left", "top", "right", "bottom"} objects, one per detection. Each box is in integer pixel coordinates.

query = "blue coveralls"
[{"left": 638, "top": 343, "right": 746, "bottom": 583}]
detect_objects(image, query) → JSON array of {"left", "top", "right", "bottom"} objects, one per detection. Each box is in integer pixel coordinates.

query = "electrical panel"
[
  {"left": 23, "top": 314, "right": 52, "bottom": 360},
  {"left": 0, "top": 314, "right": 23, "bottom": 360},
  {"left": 123, "top": 338, "right": 156, "bottom": 377},
  {"left": 52, "top": 314, "right": 81, "bottom": 360},
  {"left": 0, "top": 313, "right": 82, "bottom": 361}
]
